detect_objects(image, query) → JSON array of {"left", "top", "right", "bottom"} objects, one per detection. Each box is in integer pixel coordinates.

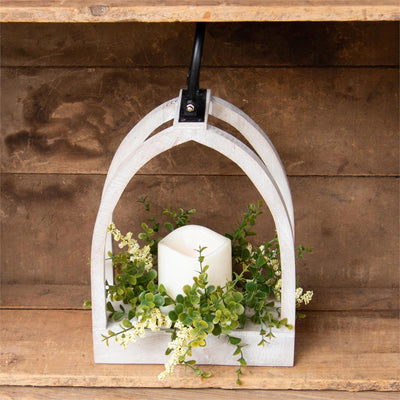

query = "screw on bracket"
[{"left": 185, "top": 102, "right": 195, "bottom": 113}]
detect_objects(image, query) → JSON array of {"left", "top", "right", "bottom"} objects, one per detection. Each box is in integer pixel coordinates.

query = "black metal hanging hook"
[
  {"left": 179, "top": 23, "right": 207, "bottom": 123},
  {"left": 187, "top": 22, "right": 205, "bottom": 98}
]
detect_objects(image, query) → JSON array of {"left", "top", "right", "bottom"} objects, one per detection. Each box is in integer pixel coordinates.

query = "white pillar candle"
[{"left": 158, "top": 225, "right": 232, "bottom": 299}]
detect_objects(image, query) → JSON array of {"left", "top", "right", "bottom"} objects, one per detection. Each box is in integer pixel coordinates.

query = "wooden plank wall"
[{"left": 1, "top": 22, "right": 399, "bottom": 312}]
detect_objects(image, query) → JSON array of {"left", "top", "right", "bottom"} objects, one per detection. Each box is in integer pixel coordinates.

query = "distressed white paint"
[
  {"left": 209, "top": 96, "right": 294, "bottom": 231},
  {"left": 101, "top": 92, "right": 293, "bottom": 234},
  {"left": 91, "top": 90, "right": 296, "bottom": 366},
  {"left": 95, "top": 318, "right": 294, "bottom": 366}
]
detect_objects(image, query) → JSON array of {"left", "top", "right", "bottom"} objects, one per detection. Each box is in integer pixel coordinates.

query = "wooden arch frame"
[{"left": 91, "top": 90, "right": 296, "bottom": 366}]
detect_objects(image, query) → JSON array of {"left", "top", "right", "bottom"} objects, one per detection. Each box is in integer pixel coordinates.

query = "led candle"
[{"left": 158, "top": 225, "right": 232, "bottom": 299}]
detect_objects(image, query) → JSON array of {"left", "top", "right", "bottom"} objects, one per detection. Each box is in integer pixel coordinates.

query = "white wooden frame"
[{"left": 91, "top": 90, "right": 296, "bottom": 366}]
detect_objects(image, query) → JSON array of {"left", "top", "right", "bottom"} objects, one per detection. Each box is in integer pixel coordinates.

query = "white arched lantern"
[
  {"left": 91, "top": 23, "right": 296, "bottom": 368},
  {"left": 90, "top": 89, "right": 296, "bottom": 367}
]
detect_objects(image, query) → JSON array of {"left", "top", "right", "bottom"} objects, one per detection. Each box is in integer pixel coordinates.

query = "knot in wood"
[{"left": 89, "top": 5, "right": 110, "bottom": 17}]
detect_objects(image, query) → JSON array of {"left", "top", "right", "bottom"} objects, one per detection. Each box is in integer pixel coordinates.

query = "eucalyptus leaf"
[
  {"left": 154, "top": 294, "right": 165, "bottom": 307},
  {"left": 122, "top": 318, "right": 132, "bottom": 329},
  {"left": 112, "top": 311, "right": 125, "bottom": 321},
  {"left": 168, "top": 310, "right": 178, "bottom": 322},
  {"left": 228, "top": 336, "right": 241, "bottom": 346}
]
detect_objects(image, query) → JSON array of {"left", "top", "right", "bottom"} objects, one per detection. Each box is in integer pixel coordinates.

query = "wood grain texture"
[
  {"left": 1, "top": 387, "right": 400, "bottom": 400},
  {"left": 2, "top": 67, "right": 398, "bottom": 176},
  {"left": 1, "top": 174, "right": 398, "bottom": 294},
  {"left": 0, "top": 310, "right": 398, "bottom": 389},
  {"left": 1, "top": 284, "right": 398, "bottom": 311},
  {"left": 0, "top": 16, "right": 398, "bottom": 396},
  {"left": 0, "top": 284, "right": 91, "bottom": 309},
  {"left": 2, "top": 22, "right": 398, "bottom": 67},
  {"left": 1, "top": 0, "right": 399, "bottom": 22}
]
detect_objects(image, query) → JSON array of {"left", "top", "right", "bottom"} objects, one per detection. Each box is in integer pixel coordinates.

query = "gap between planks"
[
  {"left": 1, "top": 172, "right": 400, "bottom": 178},
  {"left": 2, "top": 66, "right": 400, "bottom": 69},
  {"left": 1, "top": 387, "right": 400, "bottom": 400}
]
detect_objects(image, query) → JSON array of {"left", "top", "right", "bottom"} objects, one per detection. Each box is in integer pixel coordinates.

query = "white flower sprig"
[
  {"left": 296, "top": 287, "right": 314, "bottom": 305},
  {"left": 158, "top": 321, "right": 195, "bottom": 380},
  {"left": 112, "top": 308, "right": 172, "bottom": 349},
  {"left": 108, "top": 222, "right": 153, "bottom": 270}
]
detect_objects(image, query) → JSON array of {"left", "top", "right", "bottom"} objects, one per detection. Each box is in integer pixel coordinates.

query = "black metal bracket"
[{"left": 179, "top": 23, "right": 207, "bottom": 123}]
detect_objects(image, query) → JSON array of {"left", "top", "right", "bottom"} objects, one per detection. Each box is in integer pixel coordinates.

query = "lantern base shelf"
[{"left": 93, "top": 325, "right": 294, "bottom": 367}]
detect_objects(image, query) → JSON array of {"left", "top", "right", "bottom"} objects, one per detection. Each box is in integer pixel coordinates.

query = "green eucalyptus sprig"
[
  {"left": 95, "top": 199, "right": 313, "bottom": 385},
  {"left": 137, "top": 196, "right": 195, "bottom": 256}
]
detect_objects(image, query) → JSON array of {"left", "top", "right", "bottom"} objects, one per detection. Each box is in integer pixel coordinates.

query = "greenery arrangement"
[{"left": 88, "top": 197, "right": 313, "bottom": 384}]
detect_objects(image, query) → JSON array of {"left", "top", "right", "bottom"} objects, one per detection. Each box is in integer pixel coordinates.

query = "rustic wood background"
[{"left": 1, "top": 22, "right": 399, "bottom": 312}]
